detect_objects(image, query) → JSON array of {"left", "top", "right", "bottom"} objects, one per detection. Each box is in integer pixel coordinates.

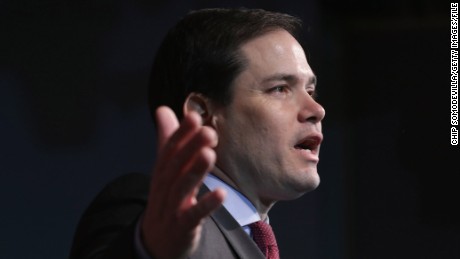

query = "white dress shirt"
[{"left": 203, "top": 174, "right": 262, "bottom": 234}]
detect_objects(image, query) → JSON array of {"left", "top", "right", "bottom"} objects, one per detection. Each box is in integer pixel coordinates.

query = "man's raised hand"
[{"left": 141, "top": 106, "right": 226, "bottom": 259}]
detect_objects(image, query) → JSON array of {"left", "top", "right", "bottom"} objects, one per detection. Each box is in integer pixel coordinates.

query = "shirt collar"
[{"left": 203, "top": 174, "right": 261, "bottom": 227}]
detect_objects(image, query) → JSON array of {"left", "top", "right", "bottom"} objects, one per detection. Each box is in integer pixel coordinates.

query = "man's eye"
[
  {"left": 308, "top": 90, "right": 318, "bottom": 100},
  {"left": 270, "top": 86, "right": 287, "bottom": 93}
]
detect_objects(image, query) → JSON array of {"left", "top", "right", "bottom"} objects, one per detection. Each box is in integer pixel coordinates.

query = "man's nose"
[{"left": 297, "top": 93, "right": 325, "bottom": 123}]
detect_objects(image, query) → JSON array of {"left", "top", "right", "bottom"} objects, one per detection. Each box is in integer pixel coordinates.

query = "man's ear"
[{"left": 183, "top": 93, "right": 214, "bottom": 125}]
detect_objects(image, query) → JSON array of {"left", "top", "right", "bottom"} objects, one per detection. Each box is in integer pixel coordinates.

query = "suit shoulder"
[{"left": 70, "top": 173, "right": 150, "bottom": 259}]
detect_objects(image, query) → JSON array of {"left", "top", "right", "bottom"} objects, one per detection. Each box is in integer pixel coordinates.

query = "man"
[{"left": 70, "top": 8, "right": 325, "bottom": 259}]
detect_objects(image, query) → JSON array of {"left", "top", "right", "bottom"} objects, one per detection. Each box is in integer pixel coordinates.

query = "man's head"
[
  {"left": 148, "top": 8, "right": 302, "bottom": 120},
  {"left": 150, "top": 8, "right": 325, "bottom": 209}
]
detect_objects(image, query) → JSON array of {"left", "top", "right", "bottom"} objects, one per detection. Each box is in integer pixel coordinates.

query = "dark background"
[{"left": 1, "top": 0, "right": 458, "bottom": 258}]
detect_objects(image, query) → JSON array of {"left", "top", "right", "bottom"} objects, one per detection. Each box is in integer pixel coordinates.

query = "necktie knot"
[{"left": 249, "top": 221, "right": 280, "bottom": 259}]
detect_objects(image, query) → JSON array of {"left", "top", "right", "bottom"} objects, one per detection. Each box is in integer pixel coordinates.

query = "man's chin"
[
  {"left": 290, "top": 173, "right": 321, "bottom": 196},
  {"left": 277, "top": 177, "right": 320, "bottom": 201}
]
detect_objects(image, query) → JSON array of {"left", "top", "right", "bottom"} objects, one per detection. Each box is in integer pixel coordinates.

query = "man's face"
[{"left": 213, "top": 29, "right": 325, "bottom": 205}]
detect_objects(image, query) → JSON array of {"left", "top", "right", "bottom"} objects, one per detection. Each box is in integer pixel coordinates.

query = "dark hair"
[{"left": 148, "top": 8, "right": 302, "bottom": 121}]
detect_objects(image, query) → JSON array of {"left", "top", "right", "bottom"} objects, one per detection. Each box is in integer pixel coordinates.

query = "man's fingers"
[
  {"left": 152, "top": 110, "right": 201, "bottom": 189},
  {"left": 153, "top": 114, "right": 206, "bottom": 184},
  {"left": 157, "top": 111, "right": 202, "bottom": 161},
  {"left": 167, "top": 146, "right": 216, "bottom": 210},
  {"left": 164, "top": 126, "right": 218, "bottom": 193},
  {"left": 155, "top": 106, "right": 180, "bottom": 151},
  {"left": 179, "top": 188, "right": 226, "bottom": 230},
  {"left": 150, "top": 108, "right": 214, "bottom": 214}
]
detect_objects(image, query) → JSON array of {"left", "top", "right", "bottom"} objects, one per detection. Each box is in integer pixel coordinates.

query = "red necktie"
[{"left": 249, "top": 221, "right": 280, "bottom": 259}]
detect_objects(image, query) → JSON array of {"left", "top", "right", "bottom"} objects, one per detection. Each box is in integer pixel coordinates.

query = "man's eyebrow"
[{"left": 261, "top": 73, "right": 317, "bottom": 86}]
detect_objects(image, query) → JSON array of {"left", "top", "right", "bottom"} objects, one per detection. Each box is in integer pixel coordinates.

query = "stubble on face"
[{"left": 211, "top": 29, "right": 325, "bottom": 213}]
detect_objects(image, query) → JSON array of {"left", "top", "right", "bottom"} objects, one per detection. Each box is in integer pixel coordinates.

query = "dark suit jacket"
[{"left": 70, "top": 173, "right": 265, "bottom": 259}]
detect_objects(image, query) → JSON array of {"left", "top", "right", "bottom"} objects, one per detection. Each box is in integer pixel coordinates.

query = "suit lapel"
[
  {"left": 211, "top": 205, "right": 266, "bottom": 259},
  {"left": 199, "top": 185, "right": 266, "bottom": 259}
]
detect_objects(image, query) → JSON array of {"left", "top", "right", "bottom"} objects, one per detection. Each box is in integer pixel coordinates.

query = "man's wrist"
[{"left": 134, "top": 214, "right": 156, "bottom": 259}]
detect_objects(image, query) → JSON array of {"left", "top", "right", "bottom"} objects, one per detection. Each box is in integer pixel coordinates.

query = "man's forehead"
[
  {"left": 237, "top": 29, "right": 313, "bottom": 82},
  {"left": 239, "top": 29, "right": 297, "bottom": 53}
]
